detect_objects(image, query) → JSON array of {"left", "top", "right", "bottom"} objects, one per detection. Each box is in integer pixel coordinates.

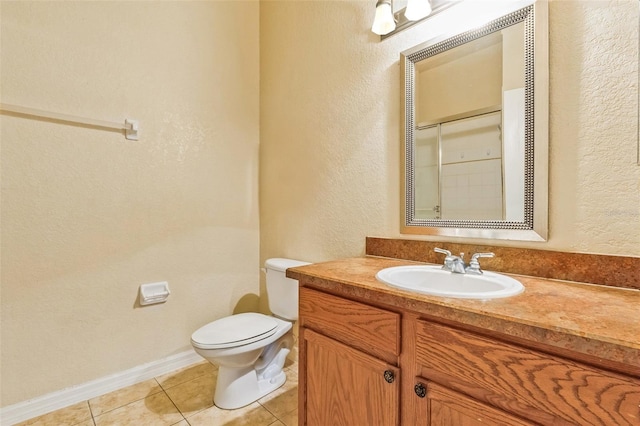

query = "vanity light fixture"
[
  {"left": 372, "top": 0, "right": 454, "bottom": 40},
  {"left": 372, "top": 0, "right": 396, "bottom": 35},
  {"left": 405, "top": 0, "right": 433, "bottom": 21}
]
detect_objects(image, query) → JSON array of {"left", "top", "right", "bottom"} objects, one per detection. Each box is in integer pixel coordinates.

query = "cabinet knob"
[
  {"left": 383, "top": 370, "right": 395, "bottom": 383},
  {"left": 414, "top": 382, "right": 427, "bottom": 398}
]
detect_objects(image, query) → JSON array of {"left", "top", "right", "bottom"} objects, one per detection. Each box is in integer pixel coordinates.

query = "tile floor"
[{"left": 16, "top": 358, "right": 298, "bottom": 426}]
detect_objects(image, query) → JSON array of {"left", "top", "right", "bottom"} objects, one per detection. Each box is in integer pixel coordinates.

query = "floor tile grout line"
[
  {"left": 87, "top": 380, "right": 166, "bottom": 420},
  {"left": 258, "top": 400, "right": 281, "bottom": 420},
  {"left": 90, "top": 388, "right": 189, "bottom": 426},
  {"left": 159, "top": 387, "right": 190, "bottom": 423},
  {"left": 258, "top": 397, "right": 297, "bottom": 424},
  {"left": 85, "top": 400, "right": 96, "bottom": 426},
  {"left": 155, "top": 370, "right": 216, "bottom": 393}
]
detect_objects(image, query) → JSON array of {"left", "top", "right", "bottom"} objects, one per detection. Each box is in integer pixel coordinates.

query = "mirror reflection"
[{"left": 414, "top": 23, "right": 525, "bottom": 221}]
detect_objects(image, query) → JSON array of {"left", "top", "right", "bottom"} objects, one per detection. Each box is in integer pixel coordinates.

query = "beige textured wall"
[
  {"left": 550, "top": 0, "right": 639, "bottom": 254},
  {"left": 1, "top": 1, "right": 259, "bottom": 406},
  {"left": 260, "top": 0, "right": 639, "bottom": 264}
]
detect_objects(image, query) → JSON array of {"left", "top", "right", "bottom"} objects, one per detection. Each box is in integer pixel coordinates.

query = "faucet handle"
[
  {"left": 466, "top": 252, "right": 495, "bottom": 274},
  {"left": 434, "top": 247, "right": 451, "bottom": 257},
  {"left": 434, "top": 248, "right": 455, "bottom": 271},
  {"left": 471, "top": 252, "right": 495, "bottom": 261}
]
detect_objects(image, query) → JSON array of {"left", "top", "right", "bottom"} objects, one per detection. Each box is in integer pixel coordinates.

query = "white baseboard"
[{"left": 0, "top": 349, "right": 202, "bottom": 425}]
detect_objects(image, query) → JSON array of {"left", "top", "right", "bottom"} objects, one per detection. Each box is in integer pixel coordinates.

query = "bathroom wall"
[
  {"left": 260, "top": 0, "right": 640, "bottom": 264},
  {"left": 1, "top": 1, "right": 259, "bottom": 406}
]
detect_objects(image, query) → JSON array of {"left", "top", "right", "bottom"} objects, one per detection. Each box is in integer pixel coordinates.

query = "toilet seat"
[{"left": 191, "top": 313, "right": 278, "bottom": 350}]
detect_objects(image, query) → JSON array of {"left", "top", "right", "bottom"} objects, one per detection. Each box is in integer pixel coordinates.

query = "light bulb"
[
  {"left": 372, "top": 0, "right": 396, "bottom": 35},
  {"left": 405, "top": 0, "right": 432, "bottom": 21}
]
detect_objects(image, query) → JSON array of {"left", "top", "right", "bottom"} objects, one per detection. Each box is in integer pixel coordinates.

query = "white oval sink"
[{"left": 376, "top": 265, "right": 524, "bottom": 299}]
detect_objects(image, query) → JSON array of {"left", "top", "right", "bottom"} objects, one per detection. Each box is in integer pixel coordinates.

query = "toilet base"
[
  {"left": 214, "top": 365, "right": 287, "bottom": 409},
  {"left": 213, "top": 335, "right": 293, "bottom": 409}
]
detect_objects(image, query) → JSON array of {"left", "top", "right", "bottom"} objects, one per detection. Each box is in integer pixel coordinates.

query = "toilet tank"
[{"left": 264, "top": 258, "right": 310, "bottom": 321}]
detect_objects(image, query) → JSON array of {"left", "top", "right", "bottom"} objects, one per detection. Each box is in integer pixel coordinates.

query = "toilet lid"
[{"left": 191, "top": 313, "right": 279, "bottom": 349}]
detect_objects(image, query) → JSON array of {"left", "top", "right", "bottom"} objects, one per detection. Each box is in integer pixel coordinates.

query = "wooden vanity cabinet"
[
  {"left": 298, "top": 287, "right": 401, "bottom": 426},
  {"left": 298, "top": 284, "right": 640, "bottom": 426}
]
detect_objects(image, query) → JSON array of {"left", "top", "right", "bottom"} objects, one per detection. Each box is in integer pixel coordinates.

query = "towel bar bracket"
[{"left": 125, "top": 119, "right": 139, "bottom": 140}]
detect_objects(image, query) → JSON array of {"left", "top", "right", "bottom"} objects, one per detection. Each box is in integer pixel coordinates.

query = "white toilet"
[{"left": 190, "top": 258, "right": 309, "bottom": 410}]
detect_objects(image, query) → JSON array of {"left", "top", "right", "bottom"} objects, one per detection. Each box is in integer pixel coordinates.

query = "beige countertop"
[{"left": 288, "top": 256, "right": 640, "bottom": 372}]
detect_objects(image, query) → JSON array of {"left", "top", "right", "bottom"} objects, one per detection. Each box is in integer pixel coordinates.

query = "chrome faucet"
[
  {"left": 434, "top": 248, "right": 495, "bottom": 275},
  {"left": 434, "top": 248, "right": 465, "bottom": 273}
]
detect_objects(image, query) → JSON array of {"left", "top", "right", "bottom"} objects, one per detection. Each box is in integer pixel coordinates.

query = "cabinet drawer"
[
  {"left": 299, "top": 287, "right": 400, "bottom": 364},
  {"left": 415, "top": 321, "right": 640, "bottom": 425}
]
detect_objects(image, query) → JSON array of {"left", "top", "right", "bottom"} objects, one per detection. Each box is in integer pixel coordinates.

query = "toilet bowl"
[{"left": 190, "top": 258, "right": 309, "bottom": 410}]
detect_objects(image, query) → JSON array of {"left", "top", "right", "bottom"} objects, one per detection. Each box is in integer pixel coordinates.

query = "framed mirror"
[{"left": 401, "top": 2, "right": 548, "bottom": 241}]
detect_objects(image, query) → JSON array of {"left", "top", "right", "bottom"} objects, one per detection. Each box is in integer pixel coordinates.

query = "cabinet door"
[
  {"left": 417, "top": 381, "right": 534, "bottom": 426},
  {"left": 303, "top": 328, "right": 399, "bottom": 426},
  {"left": 415, "top": 320, "right": 640, "bottom": 424}
]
